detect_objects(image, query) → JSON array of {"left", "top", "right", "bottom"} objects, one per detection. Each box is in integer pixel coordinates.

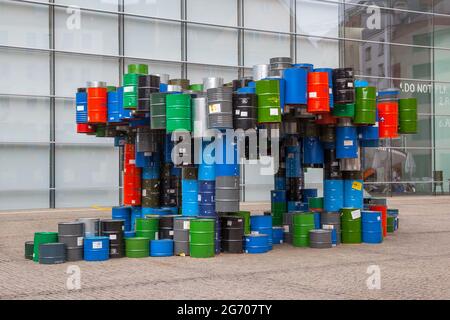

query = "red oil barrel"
[
  {"left": 369, "top": 205, "right": 387, "bottom": 237},
  {"left": 123, "top": 164, "right": 141, "bottom": 206},
  {"left": 307, "top": 72, "right": 330, "bottom": 114},
  {"left": 87, "top": 81, "right": 108, "bottom": 124},
  {"left": 76, "top": 123, "right": 95, "bottom": 134},
  {"left": 378, "top": 101, "right": 398, "bottom": 139},
  {"left": 316, "top": 112, "right": 337, "bottom": 125},
  {"left": 124, "top": 143, "right": 136, "bottom": 166}
]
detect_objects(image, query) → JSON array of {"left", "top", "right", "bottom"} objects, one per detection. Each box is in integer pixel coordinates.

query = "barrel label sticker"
[
  {"left": 377, "top": 216, "right": 381, "bottom": 221},
  {"left": 76, "top": 105, "right": 85, "bottom": 111},
  {"left": 309, "top": 92, "right": 317, "bottom": 98},
  {"left": 109, "top": 234, "right": 117, "bottom": 240},
  {"left": 283, "top": 225, "right": 289, "bottom": 233},
  {"left": 351, "top": 209, "right": 361, "bottom": 220},
  {"left": 143, "top": 189, "right": 147, "bottom": 197},
  {"left": 144, "top": 152, "right": 152, "bottom": 156},
  {"left": 169, "top": 230, "right": 174, "bottom": 236},
  {"left": 270, "top": 108, "right": 279, "bottom": 116},
  {"left": 92, "top": 241, "right": 103, "bottom": 249},
  {"left": 322, "top": 224, "right": 334, "bottom": 230},
  {"left": 344, "top": 140, "right": 354, "bottom": 146},
  {"left": 227, "top": 220, "right": 233, "bottom": 226},
  {"left": 235, "top": 110, "right": 240, "bottom": 115},
  {"left": 198, "top": 194, "right": 201, "bottom": 201},
  {"left": 374, "top": 121, "right": 379, "bottom": 128},
  {"left": 251, "top": 231, "right": 260, "bottom": 235},
  {"left": 332, "top": 161, "right": 339, "bottom": 166},
  {"left": 77, "top": 237, "right": 84, "bottom": 247},
  {"left": 209, "top": 103, "right": 221, "bottom": 114},
  {"left": 129, "top": 159, "right": 136, "bottom": 164},
  {"left": 124, "top": 86, "right": 134, "bottom": 93},
  {"left": 352, "top": 181, "right": 362, "bottom": 191},
  {"left": 329, "top": 88, "right": 333, "bottom": 94},
  {"left": 347, "top": 82, "right": 354, "bottom": 88},
  {"left": 183, "top": 221, "right": 190, "bottom": 230},
  {"left": 155, "top": 232, "right": 159, "bottom": 240},
  {"left": 241, "top": 111, "right": 248, "bottom": 117}
]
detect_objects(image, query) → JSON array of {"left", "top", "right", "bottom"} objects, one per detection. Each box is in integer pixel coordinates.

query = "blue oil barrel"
[
  {"left": 314, "top": 68, "right": 334, "bottom": 107},
  {"left": 288, "top": 201, "right": 308, "bottom": 212},
  {"left": 114, "top": 136, "right": 126, "bottom": 147},
  {"left": 215, "top": 135, "right": 240, "bottom": 177},
  {"left": 84, "top": 236, "right": 109, "bottom": 261},
  {"left": 112, "top": 206, "right": 131, "bottom": 232},
  {"left": 274, "top": 176, "right": 286, "bottom": 190},
  {"left": 293, "top": 63, "right": 314, "bottom": 72},
  {"left": 75, "top": 88, "right": 88, "bottom": 123},
  {"left": 136, "top": 151, "right": 152, "bottom": 168},
  {"left": 271, "top": 190, "right": 286, "bottom": 202},
  {"left": 244, "top": 234, "right": 269, "bottom": 254},
  {"left": 150, "top": 239, "right": 174, "bottom": 257},
  {"left": 161, "top": 207, "right": 179, "bottom": 215},
  {"left": 324, "top": 180, "right": 344, "bottom": 212},
  {"left": 302, "top": 189, "right": 318, "bottom": 203},
  {"left": 171, "top": 166, "right": 181, "bottom": 177},
  {"left": 142, "top": 166, "right": 160, "bottom": 180},
  {"left": 198, "top": 180, "right": 215, "bottom": 217},
  {"left": 160, "top": 83, "right": 168, "bottom": 93},
  {"left": 272, "top": 227, "right": 284, "bottom": 244},
  {"left": 117, "top": 87, "right": 132, "bottom": 120},
  {"left": 284, "top": 67, "right": 307, "bottom": 105},
  {"left": 237, "top": 87, "right": 255, "bottom": 94},
  {"left": 355, "top": 80, "right": 369, "bottom": 88},
  {"left": 303, "top": 137, "right": 324, "bottom": 167},
  {"left": 336, "top": 126, "right": 358, "bottom": 159},
  {"left": 107, "top": 90, "right": 120, "bottom": 123},
  {"left": 124, "top": 231, "right": 136, "bottom": 239},
  {"left": 182, "top": 180, "right": 199, "bottom": 216},
  {"left": 250, "top": 215, "right": 273, "bottom": 250},
  {"left": 131, "top": 206, "right": 142, "bottom": 231},
  {"left": 164, "top": 134, "right": 174, "bottom": 163},
  {"left": 343, "top": 178, "right": 364, "bottom": 209},
  {"left": 286, "top": 145, "right": 302, "bottom": 177},
  {"left": 199, "top": 140, "right": 216, "bottom": 181},
  {"left": 362, "top": 211, "right": 383, "bottom": 244},
  {"left": 359, "top": 112, "right": 379, "bottom": 148},
  {"left": 313, "top": 212, "right": 321, "bottom": 229}
]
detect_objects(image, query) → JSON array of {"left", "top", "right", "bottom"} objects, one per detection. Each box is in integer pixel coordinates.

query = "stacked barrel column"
[{"left": 123, "top": 135, "right": 141, "bottom": 206}]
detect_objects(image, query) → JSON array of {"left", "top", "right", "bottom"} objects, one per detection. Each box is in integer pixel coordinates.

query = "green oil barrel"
[
  {"left": 231, "top": 211, "right": 251, "bottom": 235},
  {"left": 135, "top": 217, "right": 159, "bottom": 240},
  {"left": 271, "top": 202, "right": 285, "bottom": 227},
  {"left": 25, "top": 241, "right": 34, "bottom": 260},
  {"left": 354, "top": 87, "right": 376, "bottom": 125},
  {"left": 308, "top": 197, "right": 323, "bottom": 212},
  {"left": 398, "top": 98, "right": 418, "bottom": 134},
  {"left": 189, "top": 218, "right": 215, "bottom": 258},
  {"left": 150, "top": 93, "right": 167, "bottom": 129},
  {"left": 125, "top": 237, "right": 150, "bottom": 258},
  {"left": 33, "top": 232, "right": 58, "bottom": 262},
  {"left": 332, "top": 103, "right": 355, "bottom": 118},
  {"left": 95, "top": 125, "right": 106, "bottom": 137},
  {"left": 166, "top": 93, "right": 192, "bottom": 133},
  {"left": 387, "top": 216, "right": 395, "bottom": 233},
  {"left": 255, "top": 79, "right": 282, "bottom": 123},
  {"left": 123, "top": 73, "right": 139, "bottom": 109},
  {"left": 340, "top": 208, "right": 362, "bottom": 244},
  {"left": 292, "top": 212, "right": 315, "bottom": 247},
  {"left": 189, "top": 84, "right": 204, "bottom": 92},
  {"left": 128, "top": 64, "right": 148, "bottom": 75}
]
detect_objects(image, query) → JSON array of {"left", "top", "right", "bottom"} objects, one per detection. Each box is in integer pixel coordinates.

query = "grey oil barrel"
[
  {"left": 100, "top": 219, "right": 125, "bottom": 258},
  {"left": 321, "top": 211, "right": 341, "bottom": 245},
  {"left": 203, "top": 77, "right": 224, "bottom": 91},
  {"left": 39, "top": 243, "right": 66, "bottom": 264},
  {"left": 136, "top": 127, "right": 160, "bottom": 153},
  {"left": 269, "top": 57, "right": 292, "bottom": 77},
  {"left": 25, "top": 241, "right": 34, "bottom": 260},
  {"left": 142, "top": 178, "right": 161, "bottom": 208},
  {"left": 137, "top": 74, "right": 160, "bottom": 113},
  {"left": 309, "top": 229, "right": 333, "bottom": 249},
  {"left": 216, "top": 175, "right": 240, "bottom": 213},
  {"left": 58, "top": 222, "right": 85, "bottom": 261},
  {"left": 220, "top": 215, "right": 244, "bottom": 253},
  {"left": 77, "top": 218, "right": 100, "bottom": 238},
  {"left": 233, "top": 93, "right": 257, "bottom": 130},
  {"left": 150, "top": 92, "right": 167, "bottom": 130},
  {"left": 253, "top": 64, "right": 270, "bottom": 81},
  {"left": 283, "top": 212, "right": 295, "bottom": 244},
  {"left": 159, "top": 215, "right": 176, "bottom": 240},
  {"left": 340, "top": 147, "right": 361, "bottom": 171},
  {"left": 174, "top": 217, "right": 194, "bottom": 256},
  {"left": 192, "top": 96, "right": 209, "bottom": 138},
  {"left": 207, "top": 87, "right": 233, "bottom": 129}
]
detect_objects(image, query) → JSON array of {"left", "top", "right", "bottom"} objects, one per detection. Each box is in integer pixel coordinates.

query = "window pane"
[
  {"left": 124, "top": 0, "right": 180, "bottom": 19},
  {"left": 187, "top": 65, "right": 238, "bottom": 84},
  {"left": 435, "top": 83, "right": 450, "bottom": 115},
  {"left": 435, "top": 149, "right": 450, "bottom": 193},
  {"left": 434, "top": 0, "right": 450, "bottom": 14},
  {"left": 297, "top": 36, "right": 339, "bottom": 68},
  {"left": 434, "top": 48, "right": 450, "bottom": 82},
  {"left": 57, "top": 0, "right": 118, "bottom": 11},
  {"left": 124, "top": 59, "right": 181, "bottom": 79},
  {"left": 297, "top": 0, "right": 339, "bottom": 38},
  {"left": 188, "top": 0, "right": 237, "bottom": 26},
  {"left": 245, "top": 0, "right": 290, "bottom": 33},
  {"left": 244, "top": 31, "right": 290, "bottom": 67}
]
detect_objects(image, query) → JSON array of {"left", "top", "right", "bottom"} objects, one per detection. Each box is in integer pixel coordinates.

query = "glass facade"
[{"left": 0, "top": 0, "right": 449, "bottom": 209}]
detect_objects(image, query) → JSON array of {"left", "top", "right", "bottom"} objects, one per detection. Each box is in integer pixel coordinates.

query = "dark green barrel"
[
  {"left": 189, "top": 84, "right": 204, "bottom": 91},
  {"left": 308, "top": 197, "right": 323, "bottom": 212},
  {"left": 125, "top": 237, "right": 150, "bottom": 258},
  {"left": 95, "top": 125, "right": 106, "bottom": 137},
  {"left": 166, "top": 93, "right": 192, "bottom": 133},
  {"left": 399, "top": 98, "right": 418, "bottom": 134},
  {"left": 135, "top": 217, "right": 159, "bottom": 240},
  {"left": 255, "top": 79, "right": 282, "bottom": 123},
  {"left": 340, "top": 208, "right": 362, "bottom": 244},
  {"left": 123, "top": 73, "right": 139, "bottom": 109},
  {"left": 25, "top": 241, "right": 34, "bottom": 260},
  {"left": 33, "top": 232, "right": 58, "bottom": 262},
  {"left": 230, "top": 211, "right": 251, "bottom": 235},
  {"left": 387, "top": 216, "right": 395, "bottom": 233},
  {"left": 292, "top": 212, "right": 315, "bottom": 247},
  {"left": 190, "top": 218, "right": 215, "bottom": 258},
  {"left": 150, "top": 92, "right": 167, "bottom": 129},
  {"left": 128, "top": 64, "right": 148, "bottom": 75},
  {"left": 354, "top": 87, "right": 376, "bottom": 125},
  {"left": 332, "top": 103, "right": 355, "bottom": 118},
  {"left": 271, "top": 203, "right": 285, "bottom": 227}
]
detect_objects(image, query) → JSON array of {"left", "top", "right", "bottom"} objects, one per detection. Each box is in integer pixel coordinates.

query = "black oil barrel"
[
  {"left": 182, "top": 166, "right": 198, "bottom": 180},
  {"left": 150, "top": 92, "right": 167, "bottom": 130},
  {"left": 304, "top": 119, "right": 320, "bottom": 137},
  {"left": 100, "top": 219, "right": 125, "bottom": 258},
  {"left": 25, "top": 241, "right": 34, "bottom": 260},
  {"left": 287, "top": 177, "right": 304, "bottom": 202},
  {"left": 137, "top": 75, "right": 160, "bottom": 113},
  {"left": 233, "top": 93, "right": 257, "bottom": 130},
  {"left": 142, "top": 179, "right": 160, "bottom": 208},
  {"left": 207, "top": 87, "right": 233, "bottom": 129},
  {"left": 58, "top": 222, "right": 84, "bottom": 261},
  {"left": 39, "top": 243, "right": 66, "bottom": 264},
  {"left": 220, "top": 215, "right": 244, "bottom": 253},
  {"left": 159, "top": 215, "right": 176, "bottom": 239},
  {"left": 320, "top": 125, "right": 336, "bottom": 145},
  {"left": 136, "top": 127, "right": 160, "bottom": 153},
  {"left": 332, "top": 68, "right": 355, "bottom": 105},
  {"left": 324, "top": 148, "right": 342, "bottom": 180}
]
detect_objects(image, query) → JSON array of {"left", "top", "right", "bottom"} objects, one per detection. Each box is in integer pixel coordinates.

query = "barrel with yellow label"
[
  {"left": 343, "top": 171, "right": 363, "bottom": 209},
  {"left": 255, "top": 79, "right": 282, "bottom": 123}
]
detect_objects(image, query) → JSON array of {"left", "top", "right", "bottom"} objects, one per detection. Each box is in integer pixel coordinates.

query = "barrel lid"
[
  {"left": 86, "top": 81, "right": 107, "bottom": 88},
  {"left": 127, "top": 237, "right": 151, "bottom": 241},
  {"left": 246, "top": 233, "right": 268, "bottom": 238},
  {"left": 309, "top": 229, "right": 331, "bottom": 234},
  {"left": 101, "top": 219, "right": 125, "bottom": 223},
  {"left": 58, "top": 221, "right": 84, "bottom": 226},
  {"left": 151, "top": 239, "right": 174, "bottom": 243},
  {"left": 77, "top": 87, "right": 86, "bottom": 93},
  {"left": 314, "top": 68, "right": 333, "bottom": 72},
  {"left": 39, "top": 242, "right": 65, "bottom": 247},
  {"left": 378, "top": 88, "right": 400, "bottom": 96},
  {"left": 85, "top": 236, "right": 109, "bottom": 241}
]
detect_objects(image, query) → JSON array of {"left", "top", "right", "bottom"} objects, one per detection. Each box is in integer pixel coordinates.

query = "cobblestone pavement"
[{"left": 1, "top": 197, "right": 449, "bottom": 300}]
